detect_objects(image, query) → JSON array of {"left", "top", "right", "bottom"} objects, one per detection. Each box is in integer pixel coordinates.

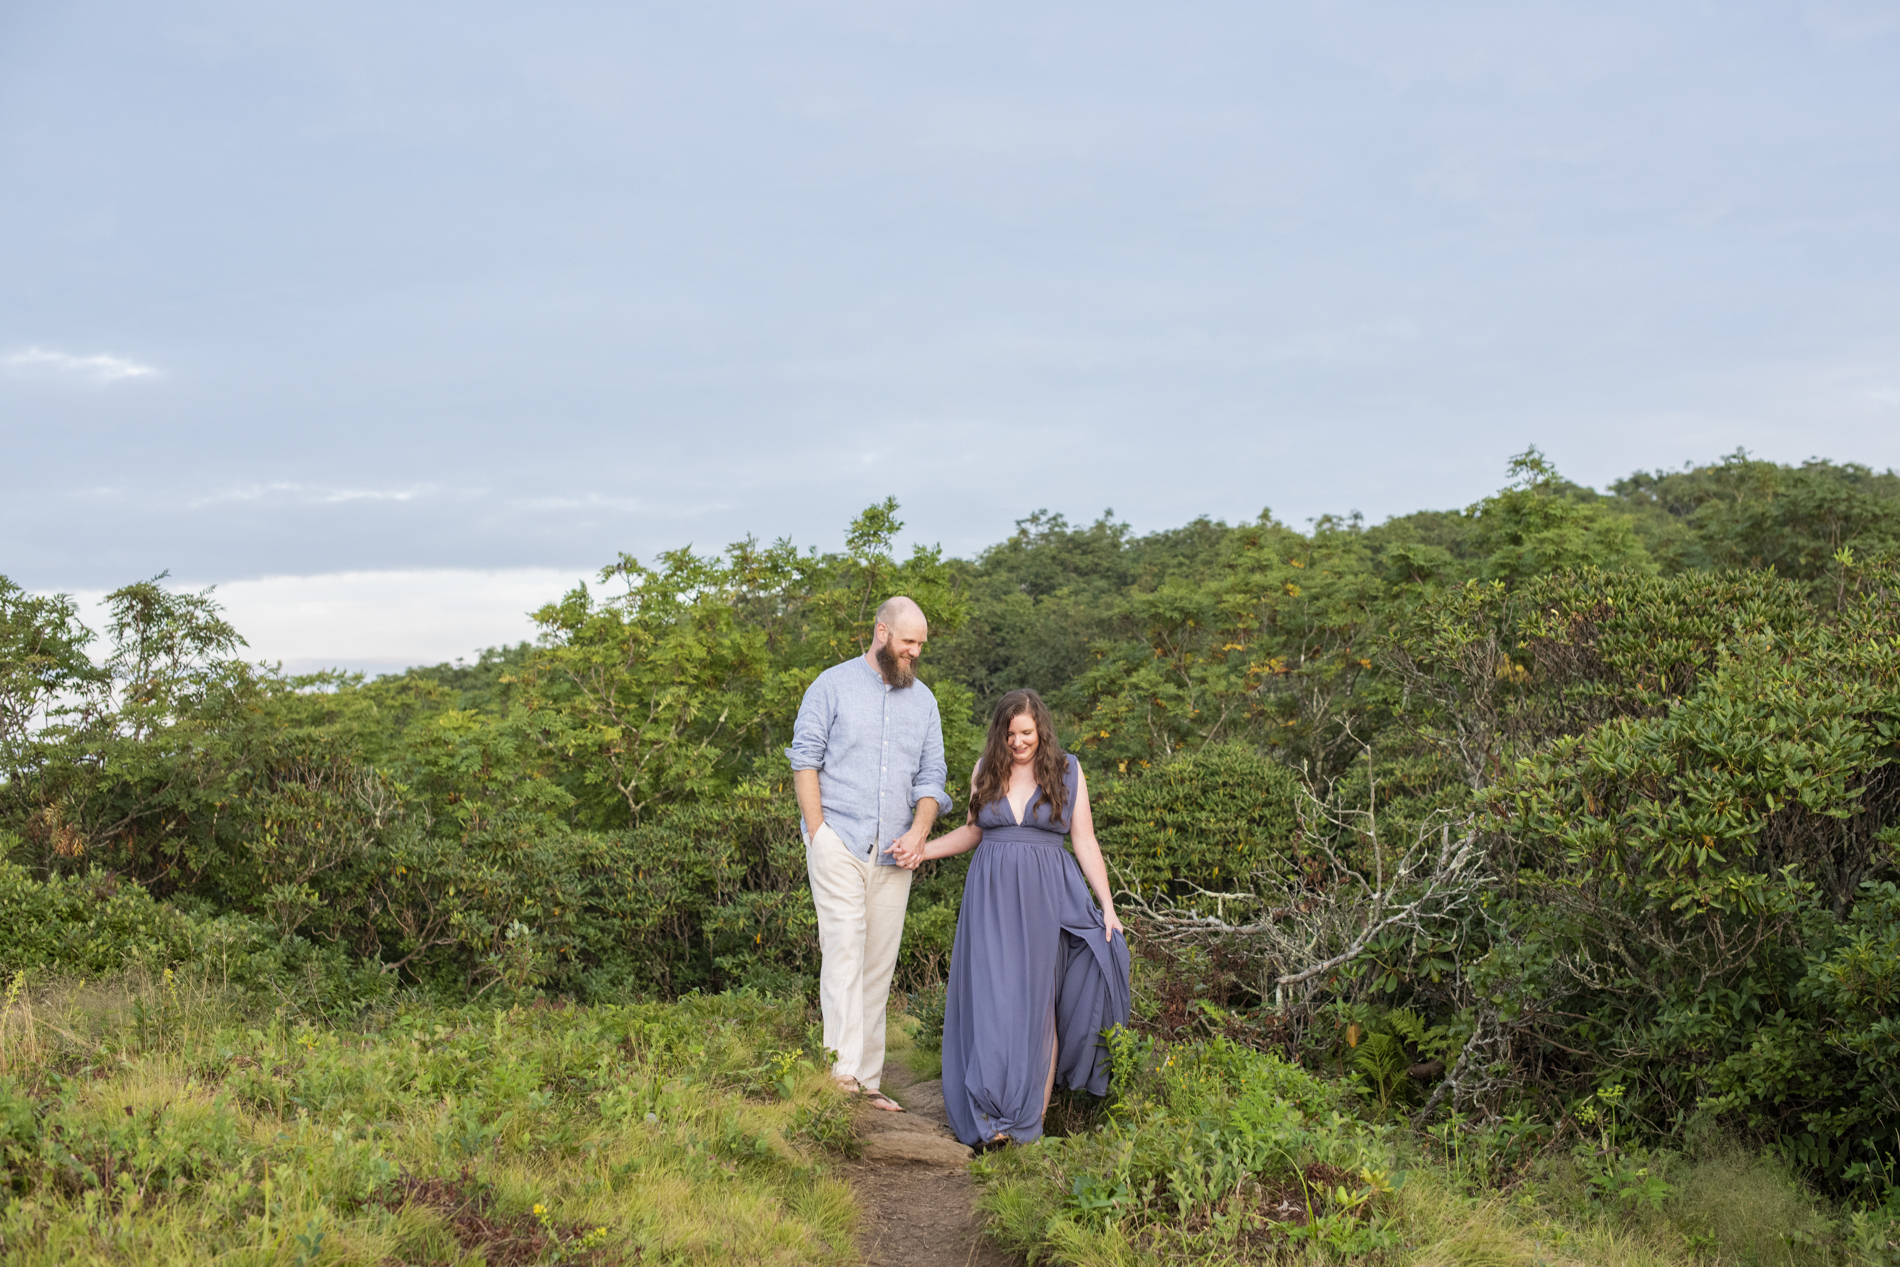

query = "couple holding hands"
[{"left": 788, "top": 596, "right": 1131, "bottom": 1148}]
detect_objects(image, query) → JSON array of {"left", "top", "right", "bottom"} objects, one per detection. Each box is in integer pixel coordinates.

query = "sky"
[{"left": 4, "top": 1, "right": 1899, "bottom": 672}]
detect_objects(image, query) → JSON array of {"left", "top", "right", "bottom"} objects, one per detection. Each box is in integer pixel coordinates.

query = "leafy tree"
[
  {"left": 525, "top": 547, "right": 770, "bottom": 827},
  {"left": 1613, "top": 449, "right": 1900, "bottom": 585},
  {"left": 1465, "top": 448, "right": 1653, "bottom": 583},
  {"left": 1070, "top": 514, "right": 1387, "bottom": 780},
  {"left": 8, "top": 577, "right": 279, "bottom": 884},
  {"left": 0, "top": 577, "right": 105, "bottom": 776},
  {"left": 1462, "top": 565, "right": 1900, "bottom": 1186},
  {"left": 931, "top": 510, "right": 1141, "bottom": 717}
]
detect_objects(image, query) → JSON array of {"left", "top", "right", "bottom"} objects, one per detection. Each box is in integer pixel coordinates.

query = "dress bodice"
[{"left": 973, "top": 753, "right": 1080, "bottom": 838}]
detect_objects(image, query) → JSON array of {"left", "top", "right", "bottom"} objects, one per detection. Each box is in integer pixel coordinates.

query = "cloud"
[
  {"left": 3, "top": 347, "right": 158, "bottom": 381},
  {"left": 184, "top": 482, "right": 453, "bottom": 509},
  {"left": 62, "top": 568, "right": 581, "bottom": 676},
  {"left": 505, "top": 492, "right": 649, "bottom": 513}
]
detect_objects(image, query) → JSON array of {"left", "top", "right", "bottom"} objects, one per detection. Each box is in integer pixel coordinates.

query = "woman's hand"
[
  {"left": 888, "top": 832, "right": 927, "bottom": 869},
  {"left": 1104, "top": 909, "right": 1124, "bottom": 942}
]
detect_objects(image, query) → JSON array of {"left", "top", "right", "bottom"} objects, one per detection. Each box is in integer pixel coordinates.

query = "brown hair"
[{"left": 970, "top": 689, "right": 1068, "bottom": 825}]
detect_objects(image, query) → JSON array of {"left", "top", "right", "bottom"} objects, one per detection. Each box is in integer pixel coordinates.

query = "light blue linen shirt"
[{"left": 785, "top": 656, "right": 953, "bottom": 865}]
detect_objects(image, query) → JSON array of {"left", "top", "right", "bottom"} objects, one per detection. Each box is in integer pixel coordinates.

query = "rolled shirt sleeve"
[
  {"left": 785, "top": 674, "right": 834, "bottom": 773},
  {"left": 910, "top": 696, "right": 952, "bottom": 818}
]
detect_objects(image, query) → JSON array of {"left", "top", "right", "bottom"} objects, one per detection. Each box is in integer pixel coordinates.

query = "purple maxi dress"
[{"left": 941, "top": 753, "right": 1132, "bottom": 1146}]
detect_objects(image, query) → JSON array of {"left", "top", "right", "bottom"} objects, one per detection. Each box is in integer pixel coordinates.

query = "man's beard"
[{"left": 876, "top": 642, "right": 916, "bottom": 688}]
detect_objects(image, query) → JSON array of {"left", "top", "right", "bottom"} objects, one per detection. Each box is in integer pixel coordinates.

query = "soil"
[
  {"left": 840, "top": 1059, "right": 1018, "bottom": 1267},
  {"left": 375, "top": 1169, "right": 624, "bottom": 1266}
]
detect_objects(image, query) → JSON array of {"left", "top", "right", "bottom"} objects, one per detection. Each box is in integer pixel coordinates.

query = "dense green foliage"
[
  {"left": 1468, "top": 563, "right": 1900, "bottom": 1188},
  {"left": 5, "top": 447, "right": 1900, "bottom": 1232},
  {"left": 1088, "top": 743, "right": 1302, "bottom": 899}
]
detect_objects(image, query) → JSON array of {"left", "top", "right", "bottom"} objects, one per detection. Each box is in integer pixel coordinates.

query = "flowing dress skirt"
[{"left": 940, "top": 829, "right": 1132, "bottom": 1145}]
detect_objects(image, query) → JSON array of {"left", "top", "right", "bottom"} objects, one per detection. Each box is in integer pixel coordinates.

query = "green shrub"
[
  {"left": 1472, "top": 564, "right": 1900, "bottom": 1190},
  {"left": 1091, "top": 741, "right": 1301, "bottom": 900},
  {"left": 0, "top": 863, "right": 387, "bottom": 1014}
]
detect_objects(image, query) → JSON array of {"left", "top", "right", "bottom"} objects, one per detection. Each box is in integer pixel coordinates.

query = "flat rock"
[
  {"left": 862, "top": 1110, "right": 950, "bottom": 1139},
  {"left": 854, "top": 1076, "right": 970, "bottom": 1165},
  {"left": 859, "top": 1130, "right": 975, "bottom": 1167},
  {"left": 891, "top": 1078, "right": 948, "bottom": 1125}
]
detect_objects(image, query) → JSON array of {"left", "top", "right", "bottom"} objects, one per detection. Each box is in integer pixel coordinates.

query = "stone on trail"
[
  {"left": 859, "top": 1129, "right": 974, "bottom": 1167},
  {"left": 854, "top": 1078, "right": 972, "bottom": 1167},
  {"left": 891, "top": 1078, "right": 948, "bottom": 1122}
]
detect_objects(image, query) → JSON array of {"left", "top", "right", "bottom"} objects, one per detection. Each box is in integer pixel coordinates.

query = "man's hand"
[
  {"left": 792, "top": 768, "right": 825, "bottom": 843},
  {"left": 888, "top": 796, "right": 939, "bottom": 870},
  {"left": 888, "top": 825, "right": 929, "bottom": 870}
]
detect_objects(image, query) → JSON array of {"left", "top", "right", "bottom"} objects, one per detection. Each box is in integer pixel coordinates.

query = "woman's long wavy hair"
[{"left": 970, "top": 689, "right": 1068, "bottom": 825}]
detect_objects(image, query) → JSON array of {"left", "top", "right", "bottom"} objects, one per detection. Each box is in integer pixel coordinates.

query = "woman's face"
[{"left": 1006, "top": 711, "right": 1039, "bottom": 764}]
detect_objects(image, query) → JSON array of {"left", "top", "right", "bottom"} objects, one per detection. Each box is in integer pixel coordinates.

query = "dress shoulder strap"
[{"left": 1056, "top": 752, "right": 1080, "bottom": 829}]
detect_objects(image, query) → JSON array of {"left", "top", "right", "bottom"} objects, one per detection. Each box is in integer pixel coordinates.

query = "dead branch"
[{"left": 1116, "top": 749, "right": 1491, "bottom": 1011}]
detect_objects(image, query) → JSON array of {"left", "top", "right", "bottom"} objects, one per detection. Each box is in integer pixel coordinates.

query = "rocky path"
[{"left": 840, "top": 1060, "right": 1016, "bottom": 1267}]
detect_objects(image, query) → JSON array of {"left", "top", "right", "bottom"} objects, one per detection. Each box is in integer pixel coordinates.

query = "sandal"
[{"left": 863, "top": 1090, "right": 905, "bottom": 1113}]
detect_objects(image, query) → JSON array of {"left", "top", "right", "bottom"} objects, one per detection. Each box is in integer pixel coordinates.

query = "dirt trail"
[{"left": 840, "top": 1059, "right": 1017, "bottom": 1267}]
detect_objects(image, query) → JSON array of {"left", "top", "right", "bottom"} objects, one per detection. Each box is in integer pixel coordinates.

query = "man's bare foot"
[{"left": 864, "top": 1090, "right": 905, "bottom": 1112}]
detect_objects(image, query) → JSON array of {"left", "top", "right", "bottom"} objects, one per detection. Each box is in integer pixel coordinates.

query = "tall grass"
[
  {"left": 968, "top": 1025, "right": 1899, "bottom": 1267},
  {"left": 0, "top": 968, "right": 859, "bottom": 1264}
]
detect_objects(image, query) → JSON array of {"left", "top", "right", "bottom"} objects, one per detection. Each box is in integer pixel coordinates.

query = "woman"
[{"left": 919, "top": 688, "right": 1131, "bottom": 1147}]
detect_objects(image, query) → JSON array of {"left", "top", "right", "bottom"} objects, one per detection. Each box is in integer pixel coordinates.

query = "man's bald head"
[
  {"left": 875, "top": 595, "right": 926, "bottom": 632},
  {"left": 870, "top": 596, "right": 928, "bottom": 687}
]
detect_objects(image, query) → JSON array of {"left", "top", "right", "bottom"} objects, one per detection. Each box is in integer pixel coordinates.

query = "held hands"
[{"left": 887, "top": 827, "right": 929, "bottom": 870}]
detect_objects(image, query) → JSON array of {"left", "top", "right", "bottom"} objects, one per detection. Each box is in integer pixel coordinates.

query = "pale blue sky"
[{"left": 5, "top": 1, "right": 1899, "bottom": 644}]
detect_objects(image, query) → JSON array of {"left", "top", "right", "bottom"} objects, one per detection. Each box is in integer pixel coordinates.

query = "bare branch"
[{"left": 1118, "top": 794, "right": 1488, "bottom": 1005}]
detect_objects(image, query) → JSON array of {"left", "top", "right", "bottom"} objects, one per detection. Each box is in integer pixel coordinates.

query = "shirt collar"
[{"left": 856, "top": 654, "right": 891, "bottom": 690}]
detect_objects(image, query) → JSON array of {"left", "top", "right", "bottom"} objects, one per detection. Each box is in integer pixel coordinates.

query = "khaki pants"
[{"left": 805, "top": 823, "right": 913, "bottom": 1091}]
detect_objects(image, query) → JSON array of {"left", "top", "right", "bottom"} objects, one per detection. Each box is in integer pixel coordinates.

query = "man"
[{"left": 787, "top": 595, "right": 949, "bottom": 1112}]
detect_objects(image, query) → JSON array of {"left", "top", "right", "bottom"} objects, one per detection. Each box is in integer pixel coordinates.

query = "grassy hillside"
[{"left": 0, "top": 972, "right": 855, "bottom": 1264}]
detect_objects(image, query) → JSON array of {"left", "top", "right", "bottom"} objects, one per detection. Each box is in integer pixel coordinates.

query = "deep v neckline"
[{"left": 1004, "top": 780, "right": 1039, "bottom": 825}]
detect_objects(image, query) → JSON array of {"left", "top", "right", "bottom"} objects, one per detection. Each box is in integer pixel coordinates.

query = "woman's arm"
[
  {"left": 921, "top": 820, "right": 982, "bottom": 861},
  {"left": 897, "top": 771, "right": 983, "bottom": 867},
  {"left": 1068, "top": 768, "right": 1124, "bottom": 940}
]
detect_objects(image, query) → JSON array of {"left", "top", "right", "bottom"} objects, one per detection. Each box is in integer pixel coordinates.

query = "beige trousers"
[{"left": 805, "top": 822, "right": 913, "bottom": 1091}]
